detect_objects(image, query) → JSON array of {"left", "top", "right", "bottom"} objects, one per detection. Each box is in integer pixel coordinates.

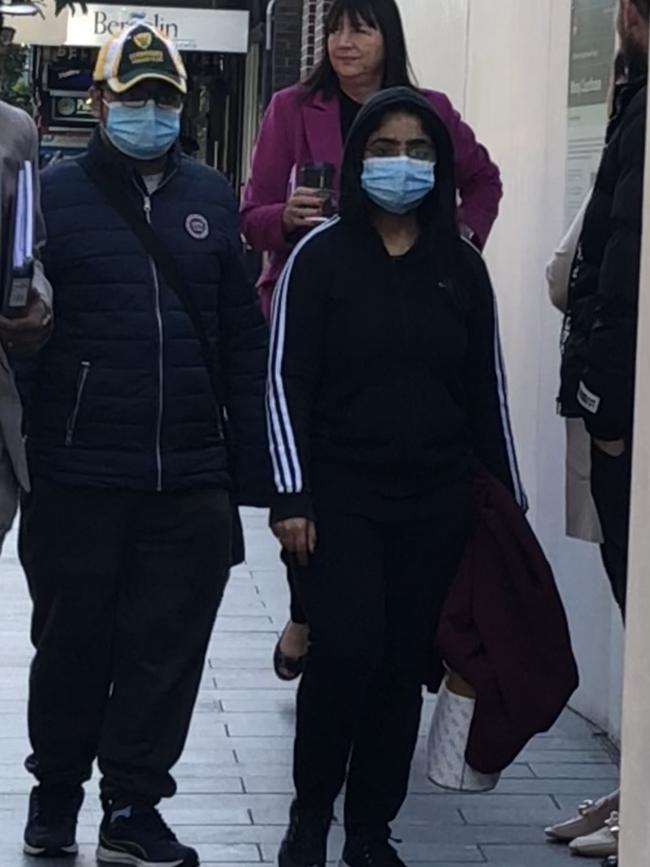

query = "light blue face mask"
[
  {"left": 361, "top": 156, "right": 436, "bottom": 215},
  {"left": 104, "top": 101, "right": 181, "bottom": 161}
]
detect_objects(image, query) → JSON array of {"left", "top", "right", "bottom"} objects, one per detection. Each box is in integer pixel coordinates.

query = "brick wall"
[
  {"left": 301, "top": 0, "right": 330, "bottom": 78},
  {"left": 269, "top": 0, "right": 332, "bottom": 96},
  {"left": 314, "top": 0, "right": 331, "bottom": 67}
]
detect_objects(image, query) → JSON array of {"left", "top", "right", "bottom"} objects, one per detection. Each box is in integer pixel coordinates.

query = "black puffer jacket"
[
  {"left": 559, "top": 80, "right": 647, "bottom": 441},
  {"left": 24, "top": 132, "right": 270, "bottom": 503}
]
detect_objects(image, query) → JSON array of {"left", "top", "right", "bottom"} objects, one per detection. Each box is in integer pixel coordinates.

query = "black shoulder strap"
[{"left": 79, "top": 155, "right": 222, "bottom": 404}]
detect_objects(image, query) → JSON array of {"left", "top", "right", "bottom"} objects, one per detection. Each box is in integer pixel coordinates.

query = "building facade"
[
  {"left": 14, "top": 0, "right": 259, "bottom": 188},
  {"left": 268, "top": 0, "right": 329, "bottom": 96}
]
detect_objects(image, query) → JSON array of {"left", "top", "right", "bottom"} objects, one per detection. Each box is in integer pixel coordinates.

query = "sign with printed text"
[
  {"left": 565, "top": 0, "right": 617, "bottom": 224},
  {"left": 13, "top": 1, "right": 249, "bottom": 52},
  {"left": 64, "top": 4, "right": 250, "bottom": 53}
]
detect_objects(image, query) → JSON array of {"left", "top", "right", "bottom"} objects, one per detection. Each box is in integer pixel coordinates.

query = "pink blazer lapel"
[{"left": 301, "top": 92, "right": 344, "bottom": 186}]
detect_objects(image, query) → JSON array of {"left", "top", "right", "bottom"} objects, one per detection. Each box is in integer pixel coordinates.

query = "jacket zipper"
[
  {"left": 65, "top": 361, "right": 91, "bottom": 446},
  {"left": 144, "top": 195, "right": 164, "bottom": 492}
]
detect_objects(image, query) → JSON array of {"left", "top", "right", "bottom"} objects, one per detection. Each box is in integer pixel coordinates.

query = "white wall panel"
[
  {"left": 398, "top": 0, "right": 624, "bottom": 739},
  {"left": 463, "top": 0, "right": 563, "bottom": 509},
  {"left": 397, "top": 0, "right": 469, "bottom": 111},
  {"left": 462, "top": 0, "right": 622, "bottom": 739}
]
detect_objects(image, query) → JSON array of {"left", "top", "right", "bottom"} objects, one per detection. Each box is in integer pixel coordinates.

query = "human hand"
[
  {"left": 282, "top": 188, "right": 326, "bottom": 235},
  {"left": 593, "top": 438, "right": 626, "bottom": 458},
  {"left": 0, "top": 290, "right": 52, "bottom": 355},
  {"left": 272, "top": 518, "right": 317, "bottom": 567}
]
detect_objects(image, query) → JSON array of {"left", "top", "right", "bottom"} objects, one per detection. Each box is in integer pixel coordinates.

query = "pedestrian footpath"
[{"left": 0, "top": 509, "right": 619, "bottom": 866}]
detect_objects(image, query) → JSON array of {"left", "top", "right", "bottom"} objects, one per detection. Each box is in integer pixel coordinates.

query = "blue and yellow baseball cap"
[{"left": 93, "top": 22, "right": 187, "bottom": 95}]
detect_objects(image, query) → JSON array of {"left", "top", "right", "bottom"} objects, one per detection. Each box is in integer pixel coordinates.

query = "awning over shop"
[{"left": 12, "top": 1, "right": 250, "bottom": 52}]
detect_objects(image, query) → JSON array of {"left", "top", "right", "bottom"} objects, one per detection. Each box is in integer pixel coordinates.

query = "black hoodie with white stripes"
[{"left": 268, "top": 88, "right": 524, "bottom": 522}]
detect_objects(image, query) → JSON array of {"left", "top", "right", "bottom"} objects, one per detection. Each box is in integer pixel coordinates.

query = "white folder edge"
[
  {"left": 24, "top": 161, "right": 34, "bottom": 261},
  {"left": 12, "top": 161, "right": 34, "bottom": 270}
]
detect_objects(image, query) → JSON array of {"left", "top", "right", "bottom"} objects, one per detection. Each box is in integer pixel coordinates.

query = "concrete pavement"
[{"left": 0, "top": 508, "right": 619, "bottom": 866}]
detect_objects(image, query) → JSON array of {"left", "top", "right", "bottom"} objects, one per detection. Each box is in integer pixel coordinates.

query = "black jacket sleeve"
[
  {"left": 463, "top": 243, "right": 527, "bottom": 508},
  {"left": 219, "top": 217, "right": 273, "bottom": 508},
  {"left": 577, "top": 99, "right": 645, "bottom": 441},
  {"left": 267, "top": 237, "right": 327, "bottom": 524}
]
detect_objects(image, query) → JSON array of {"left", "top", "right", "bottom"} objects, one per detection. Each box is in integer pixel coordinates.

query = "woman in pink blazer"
[{"left": 241, "top": 0, "right": 503, "bottom": 678}]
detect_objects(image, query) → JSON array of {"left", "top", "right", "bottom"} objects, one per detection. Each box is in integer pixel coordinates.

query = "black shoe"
[
  {"left": 23, "top": 784, "right": 84, "bottom": 858},
  {"left": 340, "top": 837, "right": 407, "bottom": 867},
  {"left": 97, "top": 805, "right": 199, "bottom": 866},
  {"left": 273, "top": 640, "right": 306, "bottom": 681},
  {"left": 278, "top": 801, "right": 332, "bottom": 867},
  {"left": 273, "top": 623, "right": 307, "bottom": 682}
]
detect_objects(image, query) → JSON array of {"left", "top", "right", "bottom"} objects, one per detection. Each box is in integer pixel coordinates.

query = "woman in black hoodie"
[{"left": 268, "top": 88, "right": 524, "bottom": 867}]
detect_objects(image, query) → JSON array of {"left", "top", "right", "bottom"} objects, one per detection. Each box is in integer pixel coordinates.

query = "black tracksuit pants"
[
  {"left": 293, "top": 486, "right": 469, "bottom": 837},
  {"left": 287, "top": 563, "right": 307, "bottom": 625},
  {"left": 19, "top": 478, "right": 232, "bottom": 805},
  {"left": 590, "top": 445, "right": 632, "bottom": 616}
]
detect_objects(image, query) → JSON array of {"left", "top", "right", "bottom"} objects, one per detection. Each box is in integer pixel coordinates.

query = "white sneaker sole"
[
  {"left": 96, "top": 845, "right": 186, "bottom": 867},
  {"left": 23, "top": 842, "right": 78, "bottom": 857}
]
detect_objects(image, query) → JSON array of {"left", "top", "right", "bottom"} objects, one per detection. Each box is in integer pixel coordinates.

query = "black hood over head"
[
  {"left": 340, "top": 87, "right": 457, "bottom": 232},
  {"left": 339, "top": 87, "right": 465, "bottom": 290}
]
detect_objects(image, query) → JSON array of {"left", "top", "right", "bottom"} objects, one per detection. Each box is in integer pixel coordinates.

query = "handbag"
[
  {"left": 427, "top": 671, "right": 500, "bottom": 793},
  {"left": 79, "top": 155, "right": 245, "bottom": 565}
]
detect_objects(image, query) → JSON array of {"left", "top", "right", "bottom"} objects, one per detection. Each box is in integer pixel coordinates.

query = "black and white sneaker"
[
  {"left": 23, "top": 784, "right": 84, "bottom": 858},
  {"left": 340, "top": 837, "right": 407, "bottom": 867},
  {"left": 278, "top": 801, "right": 332, "bottom": 867},
  {"left": 97, "top": 805, "right": 199, "bottom": 866}
]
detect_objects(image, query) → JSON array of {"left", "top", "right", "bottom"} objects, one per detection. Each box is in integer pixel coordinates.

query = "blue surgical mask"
[
  {"left": 104, "top": 101, "right": 181, "bottom": 161},
  {"left": 361, "top": 156, "right": 436, "bottom": 215}
]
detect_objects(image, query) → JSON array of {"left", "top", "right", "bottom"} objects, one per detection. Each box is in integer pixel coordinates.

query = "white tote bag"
[{"left": 427, "top": 673, "right": 500, "bottom": 793}]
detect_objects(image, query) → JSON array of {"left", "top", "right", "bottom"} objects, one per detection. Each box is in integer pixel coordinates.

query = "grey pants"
[{"left": 0, "top": 445, "right": 19, "bottom": 554}]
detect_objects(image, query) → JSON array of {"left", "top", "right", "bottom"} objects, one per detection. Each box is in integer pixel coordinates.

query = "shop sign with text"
[{"left": 65, "top": 5, "right": 250, "bottom": 53}]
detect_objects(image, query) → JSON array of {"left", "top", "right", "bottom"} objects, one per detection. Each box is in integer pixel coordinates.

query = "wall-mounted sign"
[
  {"left": 14, "top": 3, "right": 250, "bottom": 54},
  {"left": 565, "top": 0, "right": 617, "bottom": 223},
  {"left": 40, "top": 130, "right": 93, "bottom": 159},
  {"left": 47, "top": 63, "right": 94, "bottom": 93},
  {"left": 66, "top": 5, "right": 249, "bottom": 53},
  {"left": 51, "top": 95, "right": 95, "bottom": 125}
]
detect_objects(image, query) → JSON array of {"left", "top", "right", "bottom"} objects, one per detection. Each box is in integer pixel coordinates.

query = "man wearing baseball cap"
[{"left": 19, "top": 22, "right": 270, "bottom": 867}]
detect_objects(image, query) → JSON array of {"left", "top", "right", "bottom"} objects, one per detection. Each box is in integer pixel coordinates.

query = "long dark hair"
[{"left": 304, "top": 0, "right": 416, "bottom": 99}]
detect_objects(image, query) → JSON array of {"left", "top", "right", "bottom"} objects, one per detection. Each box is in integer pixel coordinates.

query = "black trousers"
[
  {"left": 590, "top": 445, "right": 632, "bottom": 617},
  {"left": 287, "top": 563, "right": 307, "bottom": 625},
  {"left": 19, "top": 478, "right": 232, "bottom": 805},
  {"left": 293, "top": 488, "right": 469, "bottom": 838}
]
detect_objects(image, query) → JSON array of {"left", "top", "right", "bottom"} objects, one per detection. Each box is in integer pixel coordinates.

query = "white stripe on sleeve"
[
  {"left": 492, "top": 298, "right": 527, "bottom": 509},
  {"left": 267, "top": 218, "right": 340, "bottom": 494}
]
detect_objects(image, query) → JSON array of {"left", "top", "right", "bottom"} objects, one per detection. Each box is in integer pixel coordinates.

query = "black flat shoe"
[{"left": 274, "top": 638, "right": 306, "bottom": 681}]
